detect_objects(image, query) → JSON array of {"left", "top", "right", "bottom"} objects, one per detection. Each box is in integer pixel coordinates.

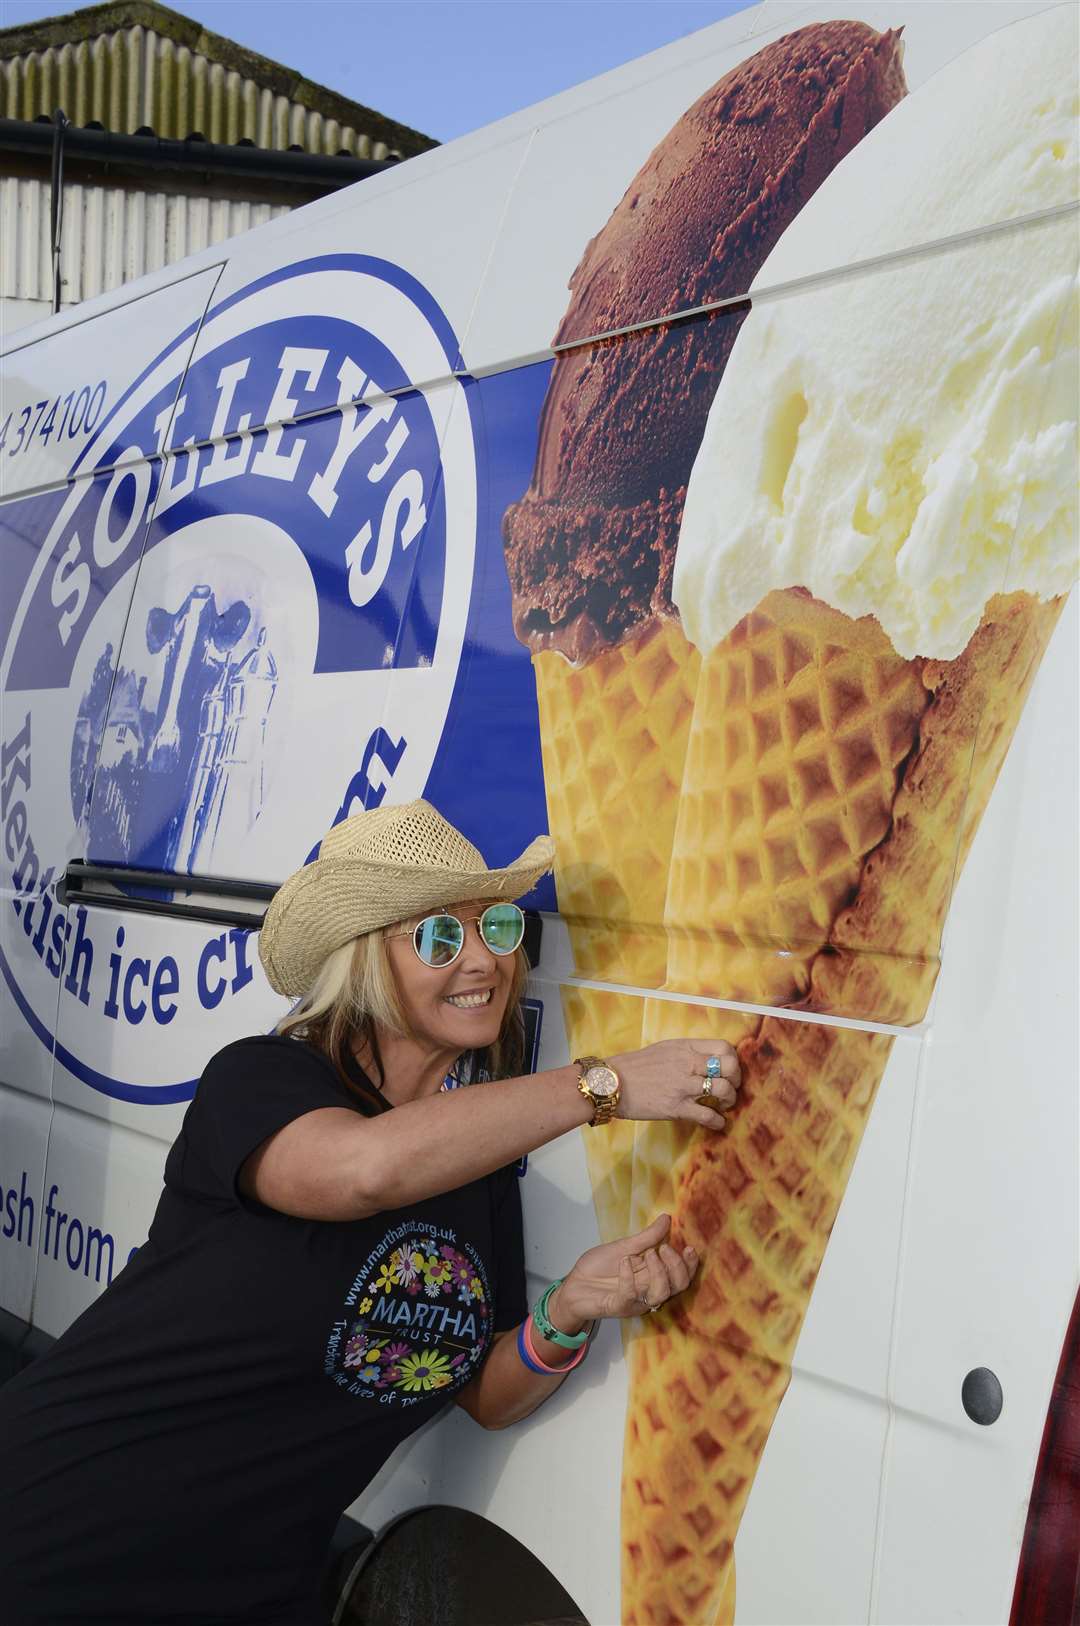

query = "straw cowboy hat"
[{"left": 258, "top": 799, "right": 554, "bottom": 996}]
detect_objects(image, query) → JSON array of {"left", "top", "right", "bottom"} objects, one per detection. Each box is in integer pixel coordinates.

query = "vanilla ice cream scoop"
[{"left": 674, "top": 2, "right": 1079, "bottom": 661}]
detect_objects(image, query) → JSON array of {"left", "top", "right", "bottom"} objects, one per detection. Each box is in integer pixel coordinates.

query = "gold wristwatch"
[{"left": 575, "top": 1056, "right": 621, "bottom": 1126}]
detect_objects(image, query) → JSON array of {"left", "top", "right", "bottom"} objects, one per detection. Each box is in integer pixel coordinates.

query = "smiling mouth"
[{"left": 444, "top": 990, "right": 494, "bottom": 1009}]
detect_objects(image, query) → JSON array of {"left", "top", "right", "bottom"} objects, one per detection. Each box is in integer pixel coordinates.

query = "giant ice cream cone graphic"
[
  {"left": 623, "top": 596, "right": 1067, "bottom": 1625},
  {"left": 617, "top": 6, "right": 1079, "bottom": 1621},
  {"left": 504, "top": 20, "right": 909, "bottom": 1240}
]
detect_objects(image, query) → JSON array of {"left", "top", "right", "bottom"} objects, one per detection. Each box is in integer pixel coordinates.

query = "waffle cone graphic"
[
  {"left": 562, "top": 985, "right": 652, "bottom": 1248},
  {"left": 662, "top": 589, "right": 931, "bottom": 1012},
  {"left": 536, "top": 620, "right": 701, "bottom": 992},
  {"left": 617, "top": 589, "right": 1065, "bottom": 1625},
  {"left": 538, "top": 624, "right": 699, "bottom": 1256}
]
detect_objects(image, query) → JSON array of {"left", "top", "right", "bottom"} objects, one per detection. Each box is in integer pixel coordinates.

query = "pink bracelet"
[{"left": 522, "top": 1313, "right": 589, "bottom": 1374}]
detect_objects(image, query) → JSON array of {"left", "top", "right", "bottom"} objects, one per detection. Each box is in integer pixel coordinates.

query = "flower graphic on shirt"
[
  {"left": 392, "top": 1246, "right": 423, "bottom": 1288},
  {"left": 376, "top": 1345, "right": 407, "bottom": 1384},
  {"left": 358, "top": 1297, "right": 373, "bottom": 1315},
  {"left": 394, "top": 1350, "right": 454, "bottom": 1393},
  {"left": 343, "top": 1331, "right": 369, "bottom": 1368},
  {"left": 449, "top": 1258, "right": 473, "bottom": 1291},
  {"left": 344, "top": 1332, "right": 390, "bottom": 1371},
  {"left": 421, "top": 1254, "right": 452, "bottom": 1292},
  {"left": 468, "top": 1276, "right": 485, "bottom": 1302},
  {"left": 373, "top": 1260, "right": 400, "bottom": 1294}
]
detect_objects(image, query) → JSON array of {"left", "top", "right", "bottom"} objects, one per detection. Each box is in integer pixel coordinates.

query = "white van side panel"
[
  {"left": 0, "top": 268, "right": 223, "bottom": 496},
  {"left": 1, "top": 3, "right": 1076, "bottom": 1623}
]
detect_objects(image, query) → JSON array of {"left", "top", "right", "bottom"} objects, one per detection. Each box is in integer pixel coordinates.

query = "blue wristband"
[{"left": 516, "top": 1320, "right": 550, "bottom": 1375}]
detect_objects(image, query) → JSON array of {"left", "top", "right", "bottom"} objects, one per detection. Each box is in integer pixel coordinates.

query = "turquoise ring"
[{"left": 705, "top": 1055, "right": 722, "bottom": 1080}]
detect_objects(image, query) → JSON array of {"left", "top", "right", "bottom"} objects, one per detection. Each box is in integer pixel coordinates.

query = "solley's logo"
[{"left": 0, "top": 257, "right": 480, "bottom": 1102}]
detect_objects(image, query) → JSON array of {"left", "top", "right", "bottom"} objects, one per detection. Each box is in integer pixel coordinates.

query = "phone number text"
[{"left": 1, "top": 381, "right": 108, "bottom": 460}]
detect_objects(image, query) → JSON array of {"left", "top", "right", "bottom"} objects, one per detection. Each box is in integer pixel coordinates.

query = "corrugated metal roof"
[
  {"left": 0, "top": 0, "right": 436, "bottom": 159},
  {"left": 0, "top": 171, "right": 289, "bottom": 305}
]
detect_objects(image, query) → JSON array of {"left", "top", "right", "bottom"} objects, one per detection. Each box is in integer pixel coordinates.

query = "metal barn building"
[{"left": 0, "top": 0, "right": 435, "bottom": 335}]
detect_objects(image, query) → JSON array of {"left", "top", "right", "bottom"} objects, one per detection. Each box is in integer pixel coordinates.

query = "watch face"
[{"left": 584, "top": 1064, "right": 619, "bottom": 1098}]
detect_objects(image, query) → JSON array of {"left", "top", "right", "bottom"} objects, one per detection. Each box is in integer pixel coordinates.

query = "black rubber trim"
[
  {"left": 59, "top": 859, "right": 276, "bottom": 930},
  {"left": 61, "top": 859, "right": 276, "bottom": 901},
  {"left": 57, "top": 860, "right": 545, "bottom": 962}
]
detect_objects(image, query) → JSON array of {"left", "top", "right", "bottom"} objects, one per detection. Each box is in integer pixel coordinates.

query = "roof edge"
[{"left": 0, "top": 1, "right": 438, "bottom": 154}]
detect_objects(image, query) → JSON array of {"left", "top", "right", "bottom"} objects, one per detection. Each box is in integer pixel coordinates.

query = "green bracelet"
[{"left": 531, "top": 1278, "right": 591, "bottom": 1349}]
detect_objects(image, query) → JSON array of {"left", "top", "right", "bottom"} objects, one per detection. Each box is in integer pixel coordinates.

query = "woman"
[{"left": 0, "top": 799, "right": 741, "bottom": 1626}]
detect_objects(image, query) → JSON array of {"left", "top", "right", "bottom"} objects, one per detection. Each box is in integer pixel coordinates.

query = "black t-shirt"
[{"left": 0, "top": 1036, "right": 527, "bottom": 1625}]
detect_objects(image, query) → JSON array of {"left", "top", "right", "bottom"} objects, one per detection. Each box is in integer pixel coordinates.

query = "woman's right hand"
[{"left": 610, "top": 1038, "right": 742, "bottom": 1129}]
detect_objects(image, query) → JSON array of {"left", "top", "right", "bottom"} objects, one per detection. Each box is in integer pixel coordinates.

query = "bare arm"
[
  {"left": 455, "top": 1324, "right": 578, "bottom": 1430},
  {"left": 241, "top": 1065, "right": 589, "bottom": 1219},
  {"left": 456, "top": 1214, "right": 698, "bottom": 1429},
  {"left": 240, "top": 1040, "right": 740, "bottom": 1221}
]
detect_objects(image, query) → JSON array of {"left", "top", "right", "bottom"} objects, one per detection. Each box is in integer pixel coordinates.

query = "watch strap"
[{"left": 589, "top": 1091, "right": 618, "bottom": 1126}]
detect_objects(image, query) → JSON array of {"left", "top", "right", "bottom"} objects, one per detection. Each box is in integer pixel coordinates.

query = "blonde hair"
[{"left": 278, "top": 925, "right": 529, "bottom": 1107}]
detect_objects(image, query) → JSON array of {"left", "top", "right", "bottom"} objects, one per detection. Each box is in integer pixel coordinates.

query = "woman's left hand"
[{"left": 551, "top": 1212, "right": 698, "bottom": 1328}]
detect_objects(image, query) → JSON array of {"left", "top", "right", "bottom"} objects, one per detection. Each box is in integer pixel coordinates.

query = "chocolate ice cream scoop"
[{"left": 504, "top": 20, "right": 907, "bottom": 663}]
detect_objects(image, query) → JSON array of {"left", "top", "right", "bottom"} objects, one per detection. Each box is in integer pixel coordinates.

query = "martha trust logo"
[
  {"left": 324, "top": 1218, "right": 493, "bottom": 1406},
  {"left": 0, "top": 256, "right": 480, "bottom": 1103}
]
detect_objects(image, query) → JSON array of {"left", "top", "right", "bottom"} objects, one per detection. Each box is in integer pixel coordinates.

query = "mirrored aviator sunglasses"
[{"left": 407, "top": 903, "right": 526, "bottom": 967}]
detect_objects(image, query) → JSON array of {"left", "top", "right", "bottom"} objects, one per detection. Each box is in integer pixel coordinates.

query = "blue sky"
[{"left": 1, "top": 1, "right": 755, "bottom": 142}]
